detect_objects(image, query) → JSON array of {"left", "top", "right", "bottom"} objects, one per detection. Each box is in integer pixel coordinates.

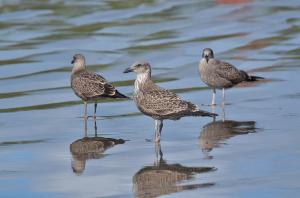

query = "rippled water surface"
[{"left": 1, "top": 0, "right": 300, "bottom": 197}]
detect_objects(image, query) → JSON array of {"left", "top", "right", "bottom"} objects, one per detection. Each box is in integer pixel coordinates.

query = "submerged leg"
[
  {"left": 222, "top": 88, "right": 225, "bottom": 107},
  {"left": 94, "top": 102, "right": 97, "bottom": 119},
  {"left": 94, "top": 118, "right": 98, "bottom": 137},
  {"left": 84, "top": 116, "right": 88, "bottom": 137},
  {"left": 211, "top": 105, "right": 216, "bottom": 122},
  {"left": 154, "top": 142, "right": 163, "bottom": 165},
  {"left": 84, "top": 101, "right": 88, "bottom": 119},
  {"left": 154, "top": 120, "right": 163, "bottom": 142},
  {"left": 221, "top": 105, "right": 226, "bottom": 122},
  {"left": 211, "top": 88, "right": 216, "bottom": 106}
]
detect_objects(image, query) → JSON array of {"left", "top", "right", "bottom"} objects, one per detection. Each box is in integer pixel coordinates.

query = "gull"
[
  {"left": 124, "top": 61, "right": 217, "bottom": 142},
  {"left": 199, "top": 48, "right": 263, "bottom": 106},
  {"left": 71, "top": 54, "right": 128, "bottom": 119}
]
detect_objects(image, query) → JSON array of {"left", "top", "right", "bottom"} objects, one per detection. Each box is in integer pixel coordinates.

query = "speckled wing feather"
[
  {"left": 213, "top": 60, "right": 246, "bottom": 84},
  {"left": 71, "top": 71, "right": 117, "bottom": 100},
  {"left": 135, "top": 86, "right": 206, "bottom": 119}
]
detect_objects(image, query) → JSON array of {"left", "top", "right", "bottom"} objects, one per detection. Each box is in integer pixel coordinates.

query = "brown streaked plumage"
[
  {"left": 71, "top": 54, "right": 128, "bottom": 118},
  {"left": 124, "top": 61, "right": 217, "bottom": 142},
  {"left": 199, "top": 48, "right": 264, "bottom": 105}
]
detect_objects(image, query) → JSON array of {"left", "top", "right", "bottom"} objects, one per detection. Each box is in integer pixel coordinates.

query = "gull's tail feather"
[
  {"left": 112, "top": 90, "right": 130, "bottom": 99},
  {"left": 186, "top": 102, "right": 217, "bottom": 117},
  {"left": 248, "top": 75, "right": 264, "bottom": 81},
  {"left": 192, "top": 109, "right": 218, "bottom": 117},
  {"left": 240, "top": 70, "right": 264, "bottom": 81}
]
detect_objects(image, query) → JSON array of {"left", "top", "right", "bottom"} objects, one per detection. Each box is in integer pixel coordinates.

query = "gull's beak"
[
  {"left": 123, "top": 67, "right": 133, "bottom": 73},
  {"left": 71, "top": 59, "right": 75, "bottom": 64},
  {"left": 205, "top": 55, "right": 209, "bottom": 63}
]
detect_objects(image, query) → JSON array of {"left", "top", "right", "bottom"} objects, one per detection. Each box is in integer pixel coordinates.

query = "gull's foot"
[
  {"left": 221, "top": 102, "right": 225, "bottom": 108},
  {"left": 155, "top": 136, "right": 161, "bottom": 143},
  {"left": 145, "top": 138, "right": 161, "bottom": 143},
  {"left": 80, "top": 115, "right": 98, "bottom": 119},
  {"left": 201, "top": 103, "right": 217, "bottom": 107}
]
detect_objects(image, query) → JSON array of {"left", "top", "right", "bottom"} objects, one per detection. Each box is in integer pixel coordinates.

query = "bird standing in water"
[
  {"left": 199, "top": 48, "right": 263, "bottom": 106},
  {"left": 71, "top": 54, "right": 128, "bottom": 119},
  {"left": 124, "top": 61, "right": 217, "bottom": 142}
]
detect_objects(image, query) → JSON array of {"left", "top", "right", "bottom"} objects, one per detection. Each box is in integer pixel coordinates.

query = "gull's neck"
[
  {"left": 72, "top": 63, "right": 86, "bottom": 75},
  {"left": 200, "top": 58, "right": 208, "bottom": 65},
  {"left": 134, "top": 72, "right": 151, "bottom": 93}
]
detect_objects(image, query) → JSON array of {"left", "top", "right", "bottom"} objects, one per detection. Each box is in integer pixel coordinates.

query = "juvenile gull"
[
  {"left": 124, "top": 61, "right": 217, "bottom": 142},
  {"left": 199, "top": 48, "right": 264, "bottom": 106},
  {"left": 71, "top": 54, "right": 128, "bottom": 119}
]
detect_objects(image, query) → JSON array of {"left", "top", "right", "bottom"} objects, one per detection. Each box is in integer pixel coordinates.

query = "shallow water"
[{"left": 1, "top": 0, "right": 300, "bottom": 197}]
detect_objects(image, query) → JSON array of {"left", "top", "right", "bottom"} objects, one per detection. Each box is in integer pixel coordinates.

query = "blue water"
[{"left": 0, "top": 0, "right": 300, "bottom": 197}]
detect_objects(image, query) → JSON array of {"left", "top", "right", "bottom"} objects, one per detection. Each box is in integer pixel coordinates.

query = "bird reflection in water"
[
  {"left": 70, "top": 118, "right": 125, "bottom": 174},
  {"left": 199, "top": 107, "right": 257, "bottom": 159},
  {"left": 133, "top": 143, "right": 215, "bottom": 198}
]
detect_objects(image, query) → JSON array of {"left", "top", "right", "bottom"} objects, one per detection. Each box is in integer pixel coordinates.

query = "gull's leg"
[
  {"left": 84, "top": 115, "right": 88, "bottom": 137},
  {"left": 154, "top": 120, "right": 158, "bottom": 141},
  {"left": 155, "top": 120, "right": 163, "bottom": 143},
  {"left": 211, "top": 106, "right": 216, "bottom": 122},
  {"left": 211, "top": 88, "right": 216, "bottom": 106},
  {"left": 94, "top": 118, "right": 98, "bottom": 137},
  {"left": 94, "top": 102, "right": 97, "bottom": 119},
  {"left": 154, "top": 142, "right": 163, "bottom": 165},
  {"left": 84, "top": 101, "right": 88, "bottom": 120},
  {"left": 222, "top": 88, "right": 225, "bottom": 107},
  {"left": 222, "top": 105, "right": 226, "bottom": 122}
]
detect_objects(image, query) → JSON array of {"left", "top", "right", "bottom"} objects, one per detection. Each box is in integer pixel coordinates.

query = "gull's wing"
[
  {"left": 72, "top": 72, "right": 119, "bottom": 99},
  {"left": 212, "top": 60, "right": 246, "bottom": 84}
]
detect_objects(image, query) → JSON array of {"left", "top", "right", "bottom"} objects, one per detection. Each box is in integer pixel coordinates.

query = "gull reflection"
[
  {"left": 133, "top": 143, "right": 215, "bottom": 198},
  {"left": 199, "top": 110, "right": 256, "bottom": 159},
  {"left": 70, "top": 118, "right": 125, "bottom": 174}
]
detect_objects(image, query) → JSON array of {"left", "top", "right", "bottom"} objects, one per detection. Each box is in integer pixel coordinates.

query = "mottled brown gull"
[
  {"left": 199, "top": 48, "right": 264, "bottom": 106},
  {"left": 71, "top": 54, "right": 128, "bottom": 119},
  {"left": 124, "top": 61, "right": 217, "bottom": 142}
]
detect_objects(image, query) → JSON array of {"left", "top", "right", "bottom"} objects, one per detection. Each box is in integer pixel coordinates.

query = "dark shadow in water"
[
  {"left": 70, "top": 118, "right": 125, "bottom": 175},
  {"left": 133, "top": 143, "right": 215, "bottom": 198},
  {"left": 0, "top": 139, "right": 46, "bottom": 146},
  {"left": 199, "top": 107, "right": 257, "bottom": 159}
]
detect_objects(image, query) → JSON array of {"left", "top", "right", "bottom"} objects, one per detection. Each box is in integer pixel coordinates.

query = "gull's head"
[
  {"left": 202, "top": 48, "right": 214, "bottom": 63},
  {"left": 123, "top": 60, "right": 151, "bottom": 75},
  {"left": 71, "top": 54, "right": 86, "bottom": 73},
  {"left": 71, "top": 54, "right": 86, "bottom": 67}
]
